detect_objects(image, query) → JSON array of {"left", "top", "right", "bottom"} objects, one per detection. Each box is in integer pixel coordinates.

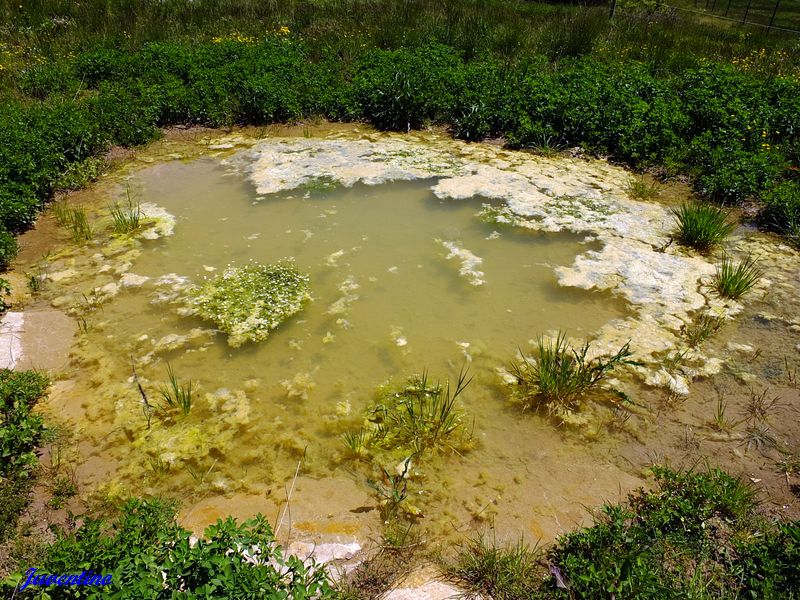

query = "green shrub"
[
  {"left": 0, "top": 369, "right": 50, "bottom": 479},
  {"left": 671, "top": 202, "right": 736, "bottom": 252},
  {"left": 0, "top": 184, "right": 39, "bottom": 233},
  {"left": 353, "top": 43, "right": 462, "bottom": 131},
  {"left": 0, "top": 228, "right": 18, "bottom": 269},
  {"left": 760, "top": 181, "right": 800, "bottom": 246},
  {"left": 539, "top": 467, "right": 792, "bottom": 599},
  {"left": 2, "top": 498, "right": 335, "bottom": 599}
]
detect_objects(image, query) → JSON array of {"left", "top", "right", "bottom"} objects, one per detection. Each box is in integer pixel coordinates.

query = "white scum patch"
[
  {"left": 138, "top": 202, "right": 176, "bottom": 240},
  {"left": 325, "top": 249, "right": 346, "bottom": 267},
  {"left": 120, "top": 273, "right": 150, "bottom": 287},
  {"left": 437, "top": 239, "right": 486, "bottom": 286},
  {"left": 390, "top": 326, "right": 408, "bottom": 347},
  {"left": 226, "top": 132, "right": 799, "bottom": 392}
]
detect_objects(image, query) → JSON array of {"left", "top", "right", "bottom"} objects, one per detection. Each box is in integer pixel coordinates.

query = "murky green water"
[{"left": 39, "top": 141, "right": 649, "bottom": 542}]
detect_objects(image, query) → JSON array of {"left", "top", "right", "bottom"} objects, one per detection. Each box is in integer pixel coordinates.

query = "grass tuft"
[
  {"left": 108, "top": 187, "right": 142, "bottom": 234},
  {"left": 672, "top": 202, "right": 736, "bottom": 252},
  {"left": 159, "top": 364, "right": 193, "bottom": 416},
  {"left": 445, "top": 536, "right": 541, "bottom": 600},
  {"left": 712, "top": 253, "right": 763, "bottom": 300},
  {"left": 509, "top": 332, "right": 636, "bottom": 414}
]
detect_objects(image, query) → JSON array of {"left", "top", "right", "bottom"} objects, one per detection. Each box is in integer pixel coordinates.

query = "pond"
[{"left": 12, "top": 127, "right": 798, "bottom": 547}]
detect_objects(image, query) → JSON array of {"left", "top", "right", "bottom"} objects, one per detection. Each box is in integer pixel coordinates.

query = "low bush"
[
  {"left": 444, "top": 466, "right": 800, "bottom": 599},
  {"left": 760, "top": 181, "right": 800, "bottom": 247},
  {"left": 1, "top": 498, "right": 336, "bottom": 598},
  {"left": 0, "top": 369, "right": 50, "bottom": 541}
]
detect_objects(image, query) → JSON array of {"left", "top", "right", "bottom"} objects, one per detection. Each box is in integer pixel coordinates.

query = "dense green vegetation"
[
  {"left": 1, "top": 498, "right": 336, "bottom": 598},
  {"left": 0, "top": 369, "right": 49, "bottom": 541},
  {"left": 0, "top": 0, "right": 798, "bottom": 269},
  {"left": 447, "top": 466, "right": 800, "bottom": 599}
]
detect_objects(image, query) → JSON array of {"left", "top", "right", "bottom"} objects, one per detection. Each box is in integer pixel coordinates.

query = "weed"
[
  {"left": 509, "top": 332, "right": 637, "bottom": 414},
  {"left": 65, "top": 206, "right": 93, "bottom": 243},
  {"left": 51, "top": 198, "right": 71, "bottom": 227},
  {"left": 346, "top": 369, "right": 473, "bottom": 458},
  {"left": 158, "top": 363, "right": 193, "bottom": 416},
  {"left": 682, "top": 312, "right": 724, "bottom": 348},
  {"left": 784, "top": 357, "right": 798, "bottom": 388},
  {"left": 710, "top": 394, "right": 739, "bottom": 432},
  {"left": 742, "top": 387, "right": 784, "bottom": 424},
  {"left": 445, "top": 535, "right": 542, "bottom": 600},
  {"left": 108, "top": 187, "right": 142, "bottom": 233},
  {"left": 671, "top": 202, "right": 736, "bottom": 253},
  {"left": 712, "top": 253, "right": 763, "bottom": 300},
  {"left": 47, "top": 475, "right": 77, "bottom": 510},
  {"left": 626, "top": 175, "right": 660, "bottom": 200},
  {"left": 743, "top": 423, "right": 778, "bottom": 454}
]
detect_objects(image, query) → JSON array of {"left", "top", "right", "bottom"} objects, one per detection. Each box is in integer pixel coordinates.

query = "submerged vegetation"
[
  {"left": 343, "top": 369, "right": 473, "bottom": 460},
  {"left": 672, "top": 202, "right": 737, "bottom": 253},
  {"left": 509, "top": 332, "right": 637, "bottom": 415},
  {"left": 192, "top": 260, "right": 310, "bottom": 347}
]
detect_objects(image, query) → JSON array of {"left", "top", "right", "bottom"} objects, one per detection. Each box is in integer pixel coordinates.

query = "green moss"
[{"left": 191, "top": 261, "right": 310, "bottom": 347}]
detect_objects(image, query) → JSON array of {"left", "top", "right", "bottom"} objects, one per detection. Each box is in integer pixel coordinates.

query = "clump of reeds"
[
  {"left": 712, "top": 253, "right": 763, "bottom": 300},
  {"left": 159, "top": 364, "right": 193, "bottom": 416},
  {"left": 671, "top": 202, "right": 735, "bottom": 253},
  {"left": 108, "top": 188, "right": 142, "bottom": 234},
  {"left": 509, "top": 331, "right": 636, "bottom": 414}
]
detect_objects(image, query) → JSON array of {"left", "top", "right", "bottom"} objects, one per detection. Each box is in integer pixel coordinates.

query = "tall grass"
[
  {"left": 672, "top": 202, "right": 736, "bottom": 253},
  {"left": 64, "top": 206, "right": 93, "bottom": 243},
  {"left": 712, "top": 253, "right": 763, "bottom": 299},
  {"left": 108, "top": 188, "right": 142, "bottom": 234},
  {"left": 159, "top": 364, "right": 193, "bottom": 416},
  {"left": 509, "top": 332, "right": 636, "bottom": 413}
]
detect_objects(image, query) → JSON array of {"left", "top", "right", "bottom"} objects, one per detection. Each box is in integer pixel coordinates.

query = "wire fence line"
[{"left": 669, "top": 0, "right": 800, "bottom": 34}]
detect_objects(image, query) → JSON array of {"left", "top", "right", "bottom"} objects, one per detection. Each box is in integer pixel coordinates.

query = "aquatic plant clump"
[
  {"left": 712, "top": 253, "right": 763, "bottom": 300},
  {"left": 192, "top": 261, "right": 310, "bottom": 347},
  {"left": 343, "top": 370, "right": 474, "bottom": 460},
  {"left": 509, "top": 332, "right": 637, "bottom": 415}
]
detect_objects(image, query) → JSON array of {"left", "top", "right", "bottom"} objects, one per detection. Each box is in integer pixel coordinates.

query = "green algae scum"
[{"left": 11, "top": 128, "right": 799, "bottom": 548}]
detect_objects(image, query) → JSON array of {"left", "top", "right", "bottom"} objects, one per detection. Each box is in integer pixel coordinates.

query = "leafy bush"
[
  {"left": 672, "top": 202, "right": 736, "bottom": 252},
  {"left": 0, "top": 369, "right": 49, "bottom": 541},
  {"left": 539, "top": 467, "right": 798, "bottom": 599},
  {"left": 0, "top": 369, "right": 50, "bottom": 479},
  {"left": 1, "top": 498, "right": 336, "bottom": 599},
  {"left": 760, "top": 181, "right": 800, "bottom": 246},
  {"left": 444, "top": 466, "right": 800, "bottom": 599},
  {"left": 0, "top": 228, "right": 19, "bottom": 269}
]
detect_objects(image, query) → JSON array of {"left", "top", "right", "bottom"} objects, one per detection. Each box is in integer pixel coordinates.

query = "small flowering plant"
[{"left": 192, "top": 260, "right": 310, "bottom": 347}]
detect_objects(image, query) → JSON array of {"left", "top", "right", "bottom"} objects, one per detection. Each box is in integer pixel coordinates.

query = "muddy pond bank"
[{"left": 5, "top": 124, "right": 800, "bottom": 554}]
